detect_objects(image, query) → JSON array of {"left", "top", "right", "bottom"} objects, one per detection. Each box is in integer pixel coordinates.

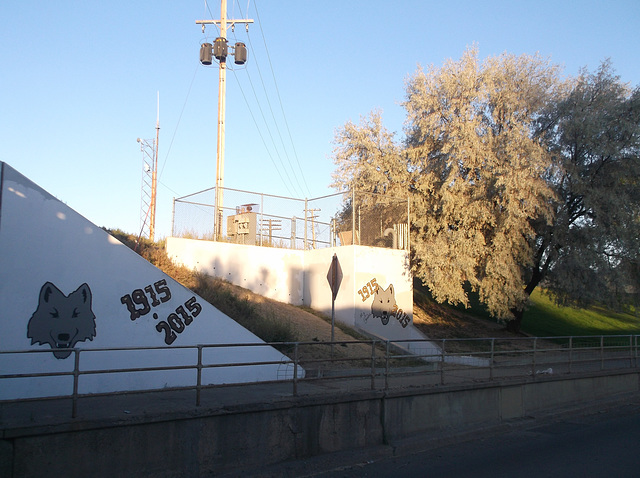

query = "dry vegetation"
[{"left": 110, "top": 230, "right": 523, "bottom": 365}]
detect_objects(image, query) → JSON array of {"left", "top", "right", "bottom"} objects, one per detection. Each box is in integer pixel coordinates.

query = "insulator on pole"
[
  {"left": 200, "top": 43, "right": 213, "bottom": 65},
  {"left": 234, "top": 42, "right": 247, "bottom": 65}
]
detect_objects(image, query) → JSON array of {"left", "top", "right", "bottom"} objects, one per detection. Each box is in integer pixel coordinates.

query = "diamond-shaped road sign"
[{"left": 327, "top": 253, "right": 343, "bottom": 301}]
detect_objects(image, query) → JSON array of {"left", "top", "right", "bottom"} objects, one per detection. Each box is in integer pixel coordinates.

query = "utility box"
[{"left": 227, "top": 204, "right": 259, "bottom": 245}]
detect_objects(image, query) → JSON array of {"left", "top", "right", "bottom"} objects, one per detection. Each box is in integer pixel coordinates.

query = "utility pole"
[
  {"left": 307, "top": 208, "right": 321, "bottom": 249},
  {"left": 196, "top": 1, "right": 253, "bottom": 241},
  {"left": 265, "top": 218, "right": 282, "bottom": 245}
]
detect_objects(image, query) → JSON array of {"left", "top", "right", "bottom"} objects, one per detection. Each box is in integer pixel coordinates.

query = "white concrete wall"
[
  {"left": 0, "top": 163, "right": 298, "bottom": 400},
  {"left": 167, "top": 238, "right": 438, "bottom": 356},
  {"left": 165, "top": 239, "right": 305, "bottom": 305}
]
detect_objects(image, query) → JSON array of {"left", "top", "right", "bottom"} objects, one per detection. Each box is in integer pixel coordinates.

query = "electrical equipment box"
[
  {"left": 200, "top": 43, "right": 213, "bottom": 65},
  {"left": 234, "top": 42, "right": 247, "bottom": 65},
  {"left": 213, "top": 37, "right": 228, "bottom": 61},
  {"left": 227, "top": 204, "right": 259, "bottom": 245}
]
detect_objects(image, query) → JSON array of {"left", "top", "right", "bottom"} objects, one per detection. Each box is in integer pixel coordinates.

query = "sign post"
[{"left": 326, "top": 254, "right": 343, "bottom": 357}]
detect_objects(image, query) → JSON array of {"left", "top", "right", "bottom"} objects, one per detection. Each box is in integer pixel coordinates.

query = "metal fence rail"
[
  {"left": 1, "top": 335, "right": 638, "bottom": 418},
  {"left": 171, "top": 187, "right": 410, "bottom": 250}
]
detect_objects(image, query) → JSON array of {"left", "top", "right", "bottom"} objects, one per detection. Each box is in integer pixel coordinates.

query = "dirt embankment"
[{"left": 223, "top": 280, "right": 513, "bottom": 344}]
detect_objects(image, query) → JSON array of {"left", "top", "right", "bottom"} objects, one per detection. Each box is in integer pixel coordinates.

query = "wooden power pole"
[{"left": 196, "top": 1, "right": 253, "bottom": 240}]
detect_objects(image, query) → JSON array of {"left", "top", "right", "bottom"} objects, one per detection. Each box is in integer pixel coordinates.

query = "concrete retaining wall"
[
  {"left": 0, "top": 162, "right": 293, "bottom": 399},
  {"left": 2, "top": 371, "right": 638, "bottom": 477},
  {"left": 166, "top": 238, "right": 435, "bottom": 355}
]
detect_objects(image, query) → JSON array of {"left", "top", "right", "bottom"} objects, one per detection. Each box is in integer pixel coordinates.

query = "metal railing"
[
  {"left": 171, "top": 187, "right": 410, "bottom": 250},
  {"left": 1, "top": 335, "right": 638, "bottom": 418}
]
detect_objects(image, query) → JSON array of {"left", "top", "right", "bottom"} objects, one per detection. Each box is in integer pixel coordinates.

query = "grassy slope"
[
  {"left": 522, "top": 289, "right": 640, "bottom": 337},
  {"left": 413, "top": 278, "right": 640, "bottom": 339}
]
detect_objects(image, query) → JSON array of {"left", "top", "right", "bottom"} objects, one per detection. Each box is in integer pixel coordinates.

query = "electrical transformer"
[{"left": 227, "top": 204, "right": 259, "bottom": 245}]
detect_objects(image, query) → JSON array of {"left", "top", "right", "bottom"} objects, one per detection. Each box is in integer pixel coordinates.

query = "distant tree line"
[{"left": 331, "top": 47, "right": 640, "bottom": 332}]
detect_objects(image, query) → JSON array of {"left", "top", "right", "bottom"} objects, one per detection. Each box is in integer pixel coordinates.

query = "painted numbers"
[
  {"left": 154, "top": 297, "right": 202, "bottom": 345},
  {"left": 357, "top": 277, "right": 411, "bottom": 328},
  {"left": 120, "top": 279, "right": 171, "bottom": 321},
  {"left": 120, "top": 280, "right": 203, "bottom": 345},
  {"left": 391, "top": 304, "right": 411, "bottom": 328},
  {"left": 357, "top": 278, "right": 378, "bottom": 302}
]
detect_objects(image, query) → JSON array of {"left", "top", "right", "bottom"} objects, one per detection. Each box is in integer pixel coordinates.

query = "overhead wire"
[
  {"left": 158, "top": 63, "right": 200, "bottom": 181},
  {"left": 180, "top": 0, "right": 311, "bottom": 200},
  {"left": 252, "top": 0, "right": 312, "bottom": 197},
  {"left": 234, "top": 0, "right": 311, "bottom": 197},
  {"left": 229, "top": 37, "right": 301, "bottom": 196},
  {"left": 230, "top": 69, "right": 294, "bottom": 196},
  {"left": 240, "top": 4, "right": 306, "bottom": 197},
  {"left": 230, "top": 2, "right": 302, "bottom": 197},
  {"left": 200, "top": 0, "right": 302, "bottom": 197}
]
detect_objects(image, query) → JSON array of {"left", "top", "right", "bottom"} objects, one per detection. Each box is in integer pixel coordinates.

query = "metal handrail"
[{"left": 1, "top": 335, "right": 639, "bottom": 418}]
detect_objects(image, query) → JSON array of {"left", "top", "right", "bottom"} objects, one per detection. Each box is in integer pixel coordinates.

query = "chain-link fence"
[{"left": 171, "top": 187, "right": 410, "bottom": 250}]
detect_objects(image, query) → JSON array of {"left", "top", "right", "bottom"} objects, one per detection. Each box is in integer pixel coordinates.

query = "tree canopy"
[
  {"left": 331, "top": 48, "right": 640, "bottom": 331},
  {"left": 534, "top": 61, "right": 640, "bottom": 321}
]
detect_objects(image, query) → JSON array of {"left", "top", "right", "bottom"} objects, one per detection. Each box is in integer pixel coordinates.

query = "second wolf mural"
[{"left": 357, "top": 277, "right": 410, "bottom": 327}]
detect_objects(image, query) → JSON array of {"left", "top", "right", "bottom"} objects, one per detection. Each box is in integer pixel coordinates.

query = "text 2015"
[{"left": 120, "top": 279, "right": 203, "bottom": 344}]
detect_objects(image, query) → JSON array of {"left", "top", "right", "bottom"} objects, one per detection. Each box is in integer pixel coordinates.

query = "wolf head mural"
[
  {"left": 371, "top": 284, "right": 396, "bottom": 325},
  {"left": 27, "top": 282, "right": 96, "bottom": 359}
]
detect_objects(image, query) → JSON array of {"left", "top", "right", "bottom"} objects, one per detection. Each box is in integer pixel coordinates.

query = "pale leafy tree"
[
  {"left": 331, "top": 110, "right": 408, "bottom": 243},
  {"left": 404, "top": 48, "right": 562, "bottom": 323},
  {"left": 332, "top": 49, "right": 640, "bottom": 332},
  {"left": 521, "top": 61, "right": 640, "bottom": 331},
  {"left": 331, "top": 109, "right": 405, "bottom": 195}
]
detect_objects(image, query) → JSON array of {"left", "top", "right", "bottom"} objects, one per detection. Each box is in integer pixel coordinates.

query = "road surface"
[{"left": 315, "top": 399, "right": 640, "bottom": 478}]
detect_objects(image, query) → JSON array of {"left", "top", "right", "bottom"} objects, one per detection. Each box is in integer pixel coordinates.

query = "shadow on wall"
[{"left": 193, "top": 244, "right": 305, "bottom": 305}]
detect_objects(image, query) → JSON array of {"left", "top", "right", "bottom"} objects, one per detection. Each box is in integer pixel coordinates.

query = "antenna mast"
[
  {"left": 137, "top": 92, "right": 160, "bottom": 241},
  {"left": 151, "top": 92, "right": 159, "bottom": 241}
]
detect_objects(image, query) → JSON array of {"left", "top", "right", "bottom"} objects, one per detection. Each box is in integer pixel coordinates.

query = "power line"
[
  {"left": 235, "top": 0, "right": 311, "bottom": 197},
  {"left": 158, "top": 63, "right": 200, "bottom": 181},
  {"left": 243, "top": 28, "right": 305, "bottom": 197},
  {"left": 253, "top": 1, "right": 312, "bottom": 197},
  {"left": 230, "top": 68, "right": 294, "bottom": 196},
  {"left": 198, "top": 0, "right": 310, "bottom": 199}
]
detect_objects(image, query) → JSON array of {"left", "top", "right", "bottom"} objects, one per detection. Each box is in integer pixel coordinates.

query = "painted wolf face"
[
  {"left": 371, "top": 284, "right": 396, "bottom": 325},
  {"left": 27, "top": 282, "right": 96, "bottom": 359}
]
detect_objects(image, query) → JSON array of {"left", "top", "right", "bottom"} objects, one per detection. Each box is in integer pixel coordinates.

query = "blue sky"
[{"left": 1, "top": 1, "right": 639, "bottom": 239}]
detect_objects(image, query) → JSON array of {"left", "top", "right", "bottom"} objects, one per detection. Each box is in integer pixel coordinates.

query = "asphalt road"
[{"left": 310, "top": 400, "right": 640, "bottom": 478}]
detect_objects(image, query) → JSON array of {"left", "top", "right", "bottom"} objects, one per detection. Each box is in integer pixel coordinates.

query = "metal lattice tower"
[{"left": 137, "top": 137, "right": 156, "bottom": 240}]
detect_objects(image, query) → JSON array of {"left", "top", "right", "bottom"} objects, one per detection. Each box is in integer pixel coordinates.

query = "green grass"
[{"left": 521, "top": 289, "right": 640, "bottom": 338}]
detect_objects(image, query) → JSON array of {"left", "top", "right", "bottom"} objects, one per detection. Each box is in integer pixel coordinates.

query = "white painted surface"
[
  {"left": 166, "top": 239, "right": 305, "bottom": 304},
  {"left": 0, "top": 163, "right": 300, "bottom": 400},
  {"left": 167, "top": 233, "right": 440, "bottom": 357}
]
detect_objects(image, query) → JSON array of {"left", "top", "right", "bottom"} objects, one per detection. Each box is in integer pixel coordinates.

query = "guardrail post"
[
  {"left": 635, "top": 335, "right": 639, "bottom": 369},
  {"left": 531, "top": 338, "right": 537, "bottom": 378},
  {"left": 196, "top": 345, "right": 203, "bottom": 406},
  {"left": 600, "top": 335, "right": 604, "bottom": 371},
  {"left": 489, "top": 338, "right": 495, "bottom": 381},
  {"left": 568, "top": 336, "right": 573, "bottom": 374},
  {"left": 293, "top": 342, "right": 299, "bottom": 396},
  {"left": 384, "top": 341, "right": 390, "bottom": 391},
  {"left": 440, "top": 339, "right": 446, "bottom": 385},
  {"left": 630, "top": 335, "right": 634, "bottom": 369},
  {"left": 370, "top": 340, "right": 376, "bottom": 390},
  {"left": 72, "top": 349, "right": 80, "bottom": 418}
]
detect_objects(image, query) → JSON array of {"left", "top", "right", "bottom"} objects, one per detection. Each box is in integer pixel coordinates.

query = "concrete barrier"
[
  {"left": 2, "top": 370, "right": 638, "bottom": 477},
  {"left": 0, "top": 162, "right": 299, "bottom": 399}
]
